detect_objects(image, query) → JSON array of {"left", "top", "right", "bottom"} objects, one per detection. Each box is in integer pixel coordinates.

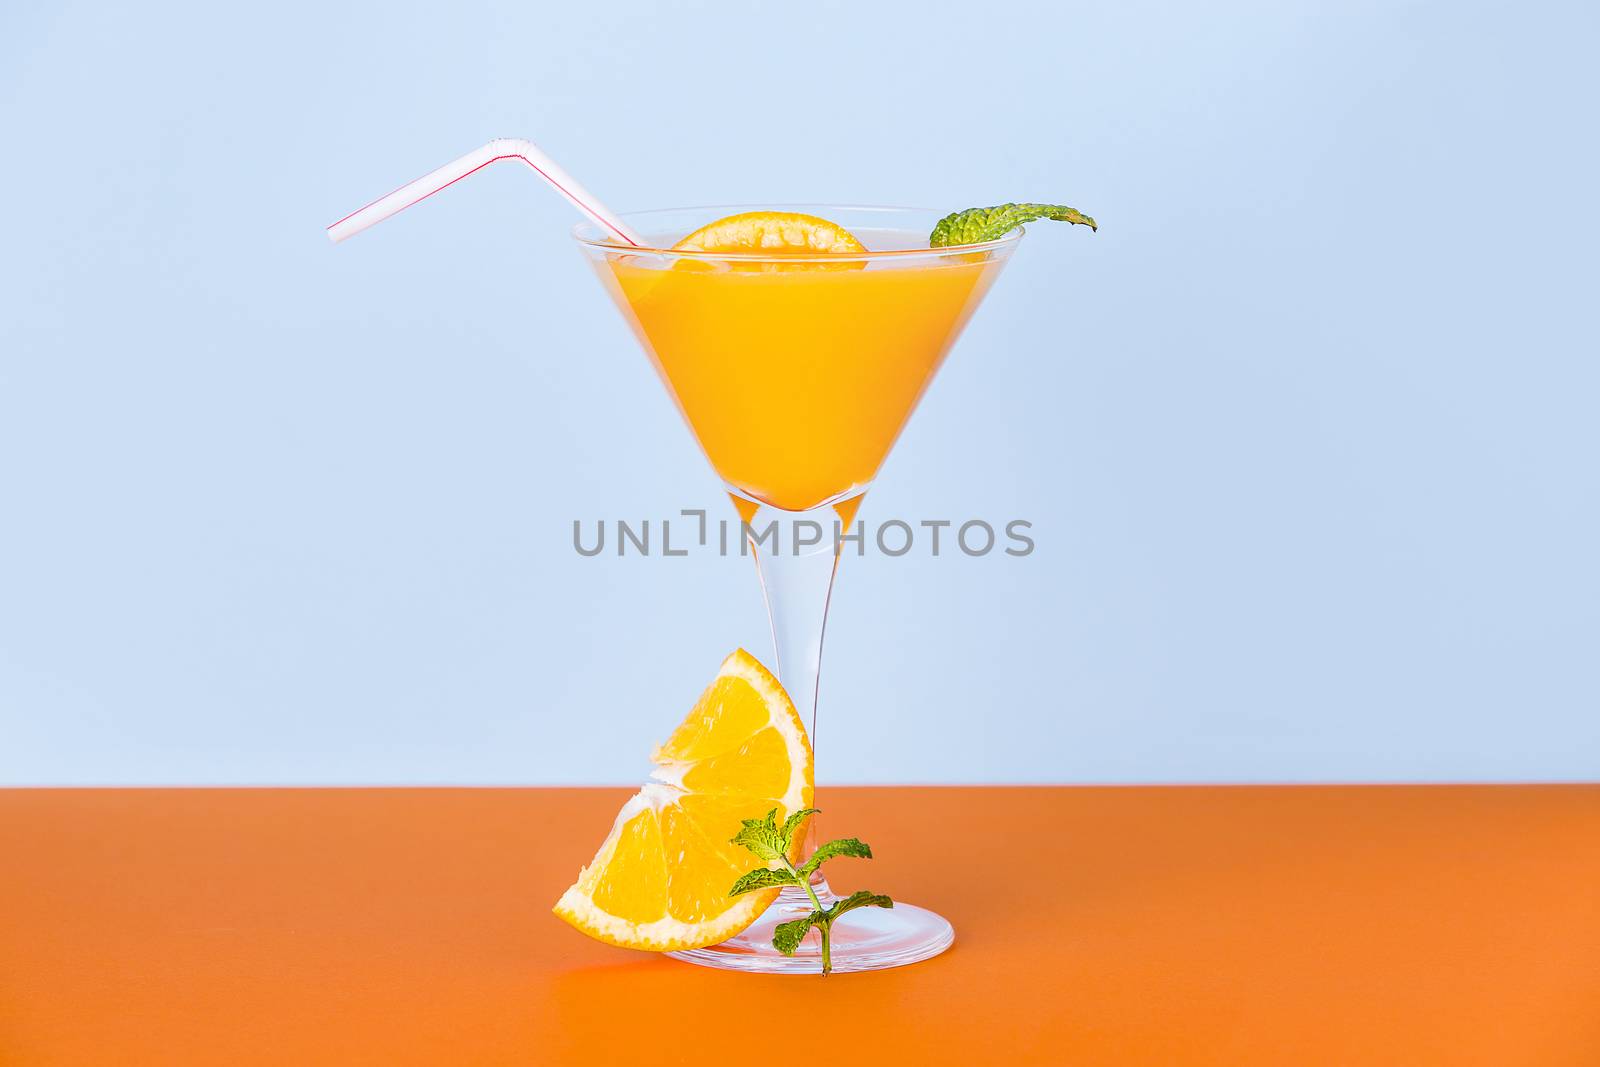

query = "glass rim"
[{"left": 571, "top": 204, "right": 1025, "bottom": 262}]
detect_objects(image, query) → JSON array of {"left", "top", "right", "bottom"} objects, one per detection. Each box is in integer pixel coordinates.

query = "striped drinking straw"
[{"left": 327, "top": 138, "right": 644, "bottom": 247}]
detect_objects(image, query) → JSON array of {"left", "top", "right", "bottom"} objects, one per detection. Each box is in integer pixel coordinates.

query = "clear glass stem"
[
  {"left": 738, "top": 491, "right": 852, "bottom": 891},
  {"left": 666, "top": 489, "right": 954, "bottom": 973}
]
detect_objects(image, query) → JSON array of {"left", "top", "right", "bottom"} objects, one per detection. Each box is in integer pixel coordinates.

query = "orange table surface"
[{"left": 2, "top": 785, "right": 1597, "bottom": 1065}]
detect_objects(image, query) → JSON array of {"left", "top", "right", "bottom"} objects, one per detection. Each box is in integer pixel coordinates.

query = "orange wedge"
[{"left": 553, "top": 649, "right": 814, "bottom": 951}]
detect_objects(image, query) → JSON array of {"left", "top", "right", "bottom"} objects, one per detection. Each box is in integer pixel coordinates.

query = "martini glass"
[{"left": 577, "top": 206, "right": 1019, "bottom": 973}]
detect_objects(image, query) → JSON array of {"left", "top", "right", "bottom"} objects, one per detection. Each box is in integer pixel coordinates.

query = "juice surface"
[{"left": 599, "top": 245, "right": 1005, "bottom": 511}]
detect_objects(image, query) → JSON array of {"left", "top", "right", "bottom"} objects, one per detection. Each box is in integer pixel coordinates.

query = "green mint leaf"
[
  {"left": 729, "top": 805, "right": 899, "bottom": 975},
  {"left": 773, "top": 914, "right": 823, "bottom": 956},
  {"left": 929, "top": 202, "right": 1097, "bottom": 247},
  {"left": 828, "top": 890, "right": 894, "bottom": 919},
  {"left": 799, "top": 837, "right": 873, "bottom": 879},
  {"left": 728, "top": 867, "right": 799, "bottom": 896},
  {"left": 729, "top": 808, "right": 786, "bottom": 862},
  {"left": 780, "top": 807, "right": 820, "bottom": 850}
]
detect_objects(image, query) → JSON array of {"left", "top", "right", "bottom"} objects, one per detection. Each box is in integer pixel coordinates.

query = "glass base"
[{"left": 666, "top": 882, "right": 953, "bottom": 974}]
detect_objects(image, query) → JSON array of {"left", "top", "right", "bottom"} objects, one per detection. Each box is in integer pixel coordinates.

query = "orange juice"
[{"left": 596, "top": 244, "right": 1006, "bottom": 512}]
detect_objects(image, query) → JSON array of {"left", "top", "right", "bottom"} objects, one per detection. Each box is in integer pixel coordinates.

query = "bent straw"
[{"left": 327, "top": 138, "right": 643, "bottom": 246}]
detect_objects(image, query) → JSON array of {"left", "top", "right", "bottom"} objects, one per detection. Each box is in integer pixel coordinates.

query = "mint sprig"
[
  {"left": 728, "top": 808, "right": 893, "bottom": 976},
  {"left": 929, "top": 202, "right": 1098, "bottom": 246}
]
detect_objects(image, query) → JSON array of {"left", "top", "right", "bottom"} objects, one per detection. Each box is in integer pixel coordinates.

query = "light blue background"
[{"left": 2, "top": 1, "right": 1595, "bottom": 786}]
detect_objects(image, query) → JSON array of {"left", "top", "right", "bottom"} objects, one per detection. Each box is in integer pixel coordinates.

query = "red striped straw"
[{"left": 327, "top": 138, "right": 644, "bottom": 246}]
